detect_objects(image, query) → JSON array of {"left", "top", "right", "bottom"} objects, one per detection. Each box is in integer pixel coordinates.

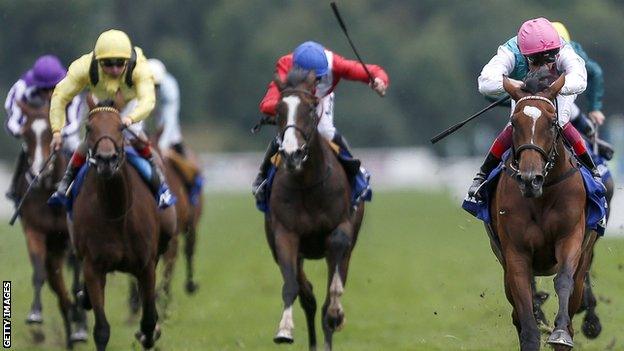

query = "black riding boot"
[
  {"left": 577, "top": 152, "right": 602, "bottom": 182},
  {"left": 6, "top": 148, "right": 27, "bottom": 202},
  {"left": 468, "top": 152, "right": 500, "bottom": 198},
  {"left": 252, "top": 138, "right": 279, "bottom": 200},
  {"left": 49, "top": 162, "right": 81, "bottom": 206},
  {"left": 331, "top": 133, "right": 361, "bottom": 176}
]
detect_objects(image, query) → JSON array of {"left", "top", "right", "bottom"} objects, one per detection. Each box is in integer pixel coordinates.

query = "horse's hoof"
[
  {"left": 26, "top": 311, "right": 43, "bottom": 324},
  {"left": 547, "top": 329, "right": 574, "bottom": 348},
  {"left": 185, "top": 280, "right": 199, "bottom": 294},
  {"left": 273, "top": 329, "right": 294, "bottom": 344},
  {"left": 70, "top": 328, "right": 88, "bottom": 343},
  {"left": 135, "top": 330, "right": 154, "bottom": 349},
  {"left": 582, "top": 313, "right": 602, "bottom": 339}
]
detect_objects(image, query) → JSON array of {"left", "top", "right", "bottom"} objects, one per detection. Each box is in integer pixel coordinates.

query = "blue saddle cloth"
[
  {"left": 188, "top": 174, "right": 204, "bottom": 206},
  {"left": 58, "top": 147, "right": 176, "bottom": 217},
  {"left": 462, "top": 154, "right": 607, "bottom": 236},
  {"left": 256, "top": 147, "right": 372, "bottom": 213}
]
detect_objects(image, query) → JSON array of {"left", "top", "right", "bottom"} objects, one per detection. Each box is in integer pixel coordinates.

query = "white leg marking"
[
  {"left": 282, "top": 96, "right": 301, "bottom": 154},
  {"left": 522, "top": 105, "right": 542, "bottom": 144},
  {"left": 276, "top": 305, "right": 294, "bottom": 340},
  {"left": 30, "top": 119, "right": 48, "bottom": 174},
  {"left": 328, "top": 269, "right": 345, "bottom": 330}
]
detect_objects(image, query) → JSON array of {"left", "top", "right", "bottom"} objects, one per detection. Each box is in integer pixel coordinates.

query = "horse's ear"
[
  {"left": 502, "top": 75, "right": 525, "bottom": 101},
  {"left": 542, "top": 74, "right": 565, "bottom": 100},
  {"left": 86, "top": 94, "right": 96, "bottom": 110},
  {"left": 16, "top": 99, "right": 33, "bottom": 116},
  {"left": 113, "top": 90, "right": 126, "bottom": 111},
  {"left": 305, "top": 70, "right": 317, "bottom": 88},
  {"left": 273, "top": 74, "right": 286, "bottom": 92}
]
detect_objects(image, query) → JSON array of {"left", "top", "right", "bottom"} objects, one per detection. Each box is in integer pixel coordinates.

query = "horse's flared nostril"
[{"left": 532, "top": 174, "right": 544, "bottom": 188}]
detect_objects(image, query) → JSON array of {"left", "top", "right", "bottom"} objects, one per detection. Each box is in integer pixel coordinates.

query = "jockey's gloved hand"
[
  {"left": 122, "top": 117, "right": 133, "bottom": 128},
  {"left": 370, "top": 77, "right": 387, "bottom": 97},
  {"left": 50, "top": 132, "right": 62, "bottom": 152}
]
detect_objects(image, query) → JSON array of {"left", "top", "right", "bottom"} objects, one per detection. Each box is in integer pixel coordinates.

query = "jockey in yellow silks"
[{"left": 49, "top": 29, "right": 171, "bottom": 207}]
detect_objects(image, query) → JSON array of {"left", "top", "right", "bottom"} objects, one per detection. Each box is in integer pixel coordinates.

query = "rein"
[{"left": 276, "top": 89, "right": 321, "bottom": 157}]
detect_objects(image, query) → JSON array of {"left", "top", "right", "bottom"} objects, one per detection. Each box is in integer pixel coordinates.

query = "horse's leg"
[
  {"left": 83, "top": 261, "right": 109, "bottom": 351},
  {"left": 504, "top": 252, "right": 540, "bottom": 351},
  {"left": 68, "top": 251, "right": 88, "bottom": 343},
  {"left": 184, "top": 222, "right": 199, "bottom": 294},
  {"left": 45, "top": 249, "right": 73, "bottom": 349},
  {"left": 297, "top": 258, "right": 317, "bottom": 351},
  {"left": 530, "top": 276, "right": 550, "bottom": 330},
  {"left": 580, "top": 249, "right": 601, "bottom": 339},
  {"left": 273, "top": 230, "right": 299, "bottom": 344},
  {"left": 128, "top": 279, "right": 140, "bottom": 316},
  {"left": 547, "top": 227, "right": 587, "bottom": 349},
  {"left": 159, "top": 234, "right": 178, "bottom": 317},
  {"left": 24, "top": 227, "right": 46, "bottom": 324},
  {"left": 604, "top": 176, "right": 614, "bottom": 222},
  {"left": 135, "top": 264, "right": 160, "bottom": 349},
  {"left": 322, "top": 224, "right": 353, "bottom": 351}
]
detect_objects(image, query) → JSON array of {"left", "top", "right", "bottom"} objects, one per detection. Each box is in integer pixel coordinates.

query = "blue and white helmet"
[{"left": 293, "top": 41, "right": 328, "bottom": 77}]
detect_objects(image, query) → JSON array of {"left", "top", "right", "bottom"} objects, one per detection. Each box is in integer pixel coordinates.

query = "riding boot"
[
  {"left": 577, "top": 152, "right": 603, "bottom": 183},
  {"left": 5, "top": 148, "right": 28, "bottom": 202},
  {"left": 48, "top": 162, "right": 82, "bottom": 207},
  {"left": 252, "top": 138, "right": 279, "bottom": 200},
  {"left": 468, "top": 152, "right": 500, "bottom": 198},
  {"left": 331, "top": 133, "right": 361, "bottom": 177}
]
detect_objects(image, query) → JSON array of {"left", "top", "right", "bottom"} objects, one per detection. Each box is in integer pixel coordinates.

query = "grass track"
[{"left": 1, "top": 191, "right": 623, "bottom": 350}]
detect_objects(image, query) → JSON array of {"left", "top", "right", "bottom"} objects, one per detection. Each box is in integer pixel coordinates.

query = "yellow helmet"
[
  {"left": 94, "top": 29, "right": 132, "bottom": 60},
  {"left": 552, "top": 22, "right": 571, "bottom": 42}
]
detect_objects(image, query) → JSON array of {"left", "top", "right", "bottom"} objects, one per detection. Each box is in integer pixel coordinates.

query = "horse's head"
[
  {"left": 85, "top": 97, "right": 125, "bottom": 178},
  {"left": 17, "top": 100, "right": 53, "bottom": 179},
  {"left": 274, "top": 68, "right": 320, "bottom": 172},
  {"left": 503, "top": 68, "right": 565, "bottom": 198}
]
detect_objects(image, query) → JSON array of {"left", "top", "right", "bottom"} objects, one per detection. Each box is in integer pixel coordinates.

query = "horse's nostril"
[{"left": 533, "top": 174, "right": 544, "bottom": 187}]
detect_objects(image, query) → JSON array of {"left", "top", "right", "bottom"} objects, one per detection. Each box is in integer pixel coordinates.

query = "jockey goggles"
[
  {"left": 526, "top": 48, "right": 560, "bottom": 65},
  {"left": 100, "top": 58, "right": 127, "bottom": 68}
]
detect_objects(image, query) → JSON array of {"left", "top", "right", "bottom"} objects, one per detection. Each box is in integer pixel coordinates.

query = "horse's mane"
[
  {"left": 285, "top": 68, "right": 313, "bottom": 89},
  {"left": 522, "top": 67, "right": 558, "bottom": 94}
]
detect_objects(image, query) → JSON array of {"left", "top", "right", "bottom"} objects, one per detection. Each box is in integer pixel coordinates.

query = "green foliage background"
[{"left": 1, "top": 0, "right": 623, "bottom": 157}]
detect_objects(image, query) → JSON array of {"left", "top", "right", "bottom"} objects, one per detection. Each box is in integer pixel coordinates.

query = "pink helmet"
[{"left": 517, "top": 18, "right": 561, "bottom": 55}]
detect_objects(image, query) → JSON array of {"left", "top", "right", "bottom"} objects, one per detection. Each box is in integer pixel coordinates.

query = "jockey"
[
  {"left": 468, "top": 17, "right": 600, "bottom": 198},
  {"left": 4, "top": 55, "right": 83, "bottom": 201},
  {"left": 552, "top": 22, "right": 613, "bottom": 157},
  {"left": 253, "top": 41, "right": 388, "bottom": 199},
  {"left": 147, "top": 58, "right": 186, "bottom": 155},
  {"left": 48, "top": 29, "right": 170, "bottom": 207}
]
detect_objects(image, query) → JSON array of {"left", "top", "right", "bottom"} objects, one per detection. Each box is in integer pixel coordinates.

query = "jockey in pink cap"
[{"left": 468, "top": 17, "right": 599, "bottom": 199}]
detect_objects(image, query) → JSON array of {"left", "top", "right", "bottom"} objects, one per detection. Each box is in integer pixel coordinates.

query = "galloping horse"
[
  {"left": 15, "top": 100, "right": 87, "bottom": 348},
  {"left": 489, "top": 72, "right": 599, "bottom": 351},
  {"left": 265, "top": 69, "right": 365, "bottom": 351},
  {"left": 72, "top": 100, "right": 176, "bottom": 350}
]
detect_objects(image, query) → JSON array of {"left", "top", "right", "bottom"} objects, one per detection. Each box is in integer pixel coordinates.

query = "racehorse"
[
  {"left": 265, "top": 69, "right": 365, "bottom": 351},
  {"left": 129, "top": 142, "right": 204, "bottom": 315},
  {"left": 489, "top": 72, "right": 598, "bottom": 351},
  {"left": 71, "top": 99, "right": 176, "bottom": 350},
  {"left": 15, "top": 100, "right": 87, "bottom": 348}
]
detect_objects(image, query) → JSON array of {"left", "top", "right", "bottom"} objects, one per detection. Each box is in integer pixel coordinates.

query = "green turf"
[{"left": 1, "top": 191, "right": 623, "bottom": 350}]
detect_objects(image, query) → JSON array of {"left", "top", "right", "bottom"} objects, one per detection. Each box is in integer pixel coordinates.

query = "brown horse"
[
  {"left": 71, "top": 100, "right": 176, "bottom": 350},
  {"left": 488, "top": 73, "right": 598, "bottom": 351},
  {"left": 265, "top": 69, "right": 365, "bottom": 351},
  {"left": 129, "top": 143, "right": 203, "bottom": 315},
  {"left": 15, "top": 100, "right": 87, "bottom": 348}
]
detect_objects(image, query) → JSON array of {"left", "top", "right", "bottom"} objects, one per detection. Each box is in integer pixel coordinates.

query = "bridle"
[
  {"left": 276, "top": 88, "right": 321, "bottom": 161},
  {"left": 86, "top": 107, "right": 125, "bottom": 172},
  {"left": 509, "top": 95, "right": 560, "bottom": 179}
]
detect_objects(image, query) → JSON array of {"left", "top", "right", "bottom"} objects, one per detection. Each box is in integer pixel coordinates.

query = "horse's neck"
[{"left": 95, "top": 165, "right": 131, "bottom": 218}]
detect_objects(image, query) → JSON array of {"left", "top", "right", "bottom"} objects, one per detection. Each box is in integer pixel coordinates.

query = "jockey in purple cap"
[{"left": 3, "top": 55, "right": 84, "bottom": 201}]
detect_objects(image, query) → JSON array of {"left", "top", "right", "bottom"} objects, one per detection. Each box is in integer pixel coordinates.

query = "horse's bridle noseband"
[
  {"left": 276, "top": 88, "right": 321, "bottom": 161},
  {"left": 509, "top": 95, "right": 560, "bottom": 178}
]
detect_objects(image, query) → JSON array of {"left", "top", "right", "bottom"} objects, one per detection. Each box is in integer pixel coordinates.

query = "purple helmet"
[{"left": 24, "top": 55, "right": 67, "bottom": 89}]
